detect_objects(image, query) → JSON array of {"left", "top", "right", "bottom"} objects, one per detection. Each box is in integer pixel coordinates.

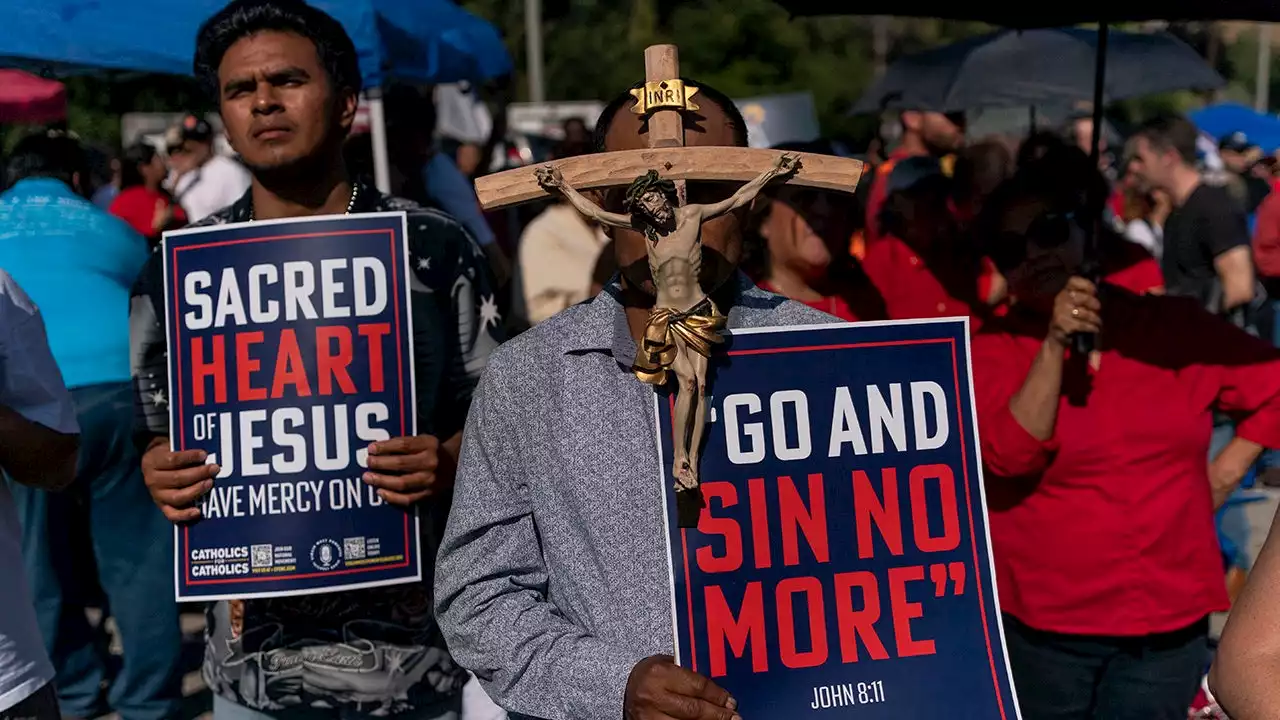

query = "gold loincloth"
[{"left": 632, "top": 297, "right": 727, "bottom": 385}]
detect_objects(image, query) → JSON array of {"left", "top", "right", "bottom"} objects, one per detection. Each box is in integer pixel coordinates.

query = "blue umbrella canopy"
[
  {"left": 854, "top": 27, "right": 1223, "bottom": 113},
  {"left": 0, "top": 0, "right": 511, "bottom": 86},
  {"left": 1190, "top": 103, "right": 1280, "bottom": 155}
]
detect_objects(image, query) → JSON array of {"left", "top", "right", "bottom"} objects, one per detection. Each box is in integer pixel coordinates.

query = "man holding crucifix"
[{"left": 435, "top": 46, "right": 864, "bottom": 719}]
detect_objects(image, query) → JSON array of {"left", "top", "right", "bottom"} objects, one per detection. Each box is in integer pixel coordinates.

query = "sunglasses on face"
[{"left": 991, "top": 210, "right": 1080, "bottom": 271}]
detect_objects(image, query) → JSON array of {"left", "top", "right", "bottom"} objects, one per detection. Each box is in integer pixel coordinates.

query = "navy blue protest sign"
[
  {"left": 164, "top": 213, "right": 420, "bottom": 601},
  {"left": 657, "top": 319, "right": 1020, "bottom": 719}
]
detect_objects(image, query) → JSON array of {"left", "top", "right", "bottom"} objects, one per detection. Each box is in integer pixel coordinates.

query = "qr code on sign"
[
  {"left": 343, "top": 537, "right": 366, "bottom": 560},
  {"left": 251, "top": 544, "right": 273, "bottom": 568}
]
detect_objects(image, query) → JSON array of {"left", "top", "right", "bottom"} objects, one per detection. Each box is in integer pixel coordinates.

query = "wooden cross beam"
[{"left": 473, "top": 43, "right": 865, "bottom": 211}]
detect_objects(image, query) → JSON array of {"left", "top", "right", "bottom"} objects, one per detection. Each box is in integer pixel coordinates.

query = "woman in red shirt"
[
  {"left": 973, "top": 156, "right": 1280, "bottom": 720},
  {"left": 745, "top": 185, "right": 885, "bottom": 322},
  {"left": 108, "top": 142, "right": 187, "bottom": 246}
]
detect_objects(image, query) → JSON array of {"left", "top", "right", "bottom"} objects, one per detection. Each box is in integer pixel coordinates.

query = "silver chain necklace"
[{"left": 249, "top": 183, "right": 359, "bottom": 221}]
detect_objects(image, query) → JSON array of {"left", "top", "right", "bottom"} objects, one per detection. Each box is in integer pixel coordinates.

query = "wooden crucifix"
[{"left": 474, "top": 44, "right": 865, "bottom": 527}]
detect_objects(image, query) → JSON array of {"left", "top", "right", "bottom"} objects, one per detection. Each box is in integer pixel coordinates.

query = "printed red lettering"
[
  {"left": 853, "top": 468, "right": 904, "bottom": 558},
  {"left": 190, "top": 335, "right": 227, "bottom": 405},
  {"left": 888, "top": 566, "right": 935, "bottom": 657},
  {"left": 910, "top": 464, "right": 961, "bottom": 553},
  {"left": 358, "top": 323, "right": 391, "bottom": 393},
  {"left": 271, "top": 329, "right": 312, "bottom": 398},
  {"left": 776, "top": 577, "right": 828, "bottom": 669},
  {"left": 779, "top": 474, "right": 829, "bottom": 566},
  {"left": 747, "top": 477, "right": 771, "bottom": 568},
  {"left": 696, "top": 482, "right": 742, "bottom": 574},
  {"left": 834, "top": 571, "right": 889, "bottom": 662},
  {"left": 316, "top": 326, "right": 356, "bottom": 395},
  {"left": 234, "top": 331, "right": 266, "bottom": 402},
  {"left": 705, "top": 582, "right": 768, "bottom": 677}
]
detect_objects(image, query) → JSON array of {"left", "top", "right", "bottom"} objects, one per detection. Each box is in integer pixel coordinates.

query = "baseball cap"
[
  {"left": 165, "top": 114, "right": 213, "bottom": 151},
  {"left": 1219, "top": 131, "right": 1255, "bottom": 154}
]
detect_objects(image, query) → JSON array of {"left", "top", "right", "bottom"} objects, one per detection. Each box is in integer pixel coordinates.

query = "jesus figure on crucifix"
[{"left": 535, "top": 154, "right": 798, "bottom": 500}]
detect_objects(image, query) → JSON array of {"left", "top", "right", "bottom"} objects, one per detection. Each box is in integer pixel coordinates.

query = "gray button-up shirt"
[{"left": 435, "top": 275, "right": 834, "bottom": 720}]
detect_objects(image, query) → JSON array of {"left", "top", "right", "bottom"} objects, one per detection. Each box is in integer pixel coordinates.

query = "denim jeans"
[
  {"left": 1258, "top": 297, "right": 1280, "bottom": 472},
  {"left": 7, "top": 382, "right": 181, "bottom": 720},
  {"left": 212, "top": 694, "right": 460, "bottom": 720},
  {"left": 1003, "top": 615, "right": 1208, "bottom": 720},
  {"left": 0, "top": 682, "right": 60, "bottom": 720}
]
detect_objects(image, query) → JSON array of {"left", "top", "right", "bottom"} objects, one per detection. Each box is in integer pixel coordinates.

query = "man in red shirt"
[
  {"left": 862, "top": 155, "right": 998, "bottom": 326},
  {"left": 863, "top": 108, "right": 966, "bottom": 246},
  {"left": 1253, "top": 188, "right": 1280, "bottom": 317}
]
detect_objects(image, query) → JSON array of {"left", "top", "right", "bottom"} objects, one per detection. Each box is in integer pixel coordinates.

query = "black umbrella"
[
  {"left": 774, "top": 0, "right": 1280, "bottom": 23},
  {"left": 776, "top": 1, "right": 1277, "bottom": 355},
  {"left": 853, "top": 27, "right": 1222, "bottom": 113}
]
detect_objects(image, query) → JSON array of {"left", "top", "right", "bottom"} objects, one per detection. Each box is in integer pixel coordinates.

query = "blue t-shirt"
[
  {"left": 0, "top": 178, "right": 148, "bottom": 389},
  {"left": 423, "top": 153, "right": 495, "bottom": 247}
]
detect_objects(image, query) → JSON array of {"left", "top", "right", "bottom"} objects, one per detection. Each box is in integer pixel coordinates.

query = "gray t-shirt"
[{"left": 0, "top": 269, "right": 78, "bottom": 711}]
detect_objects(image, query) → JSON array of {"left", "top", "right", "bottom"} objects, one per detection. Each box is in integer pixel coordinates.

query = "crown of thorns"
[{"left": 624, "top": 170, "right": 677, "bottom": 212}]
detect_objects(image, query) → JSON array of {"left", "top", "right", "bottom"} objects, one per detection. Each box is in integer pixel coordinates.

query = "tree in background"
[
  {"left": 461, "top": 0, "right": 993, "bottom": 144},
  {"left": 35, "top": 5, "right": 1258, "bottom": 153}
]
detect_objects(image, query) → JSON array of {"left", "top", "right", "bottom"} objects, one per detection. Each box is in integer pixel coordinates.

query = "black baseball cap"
[
  {"left": 1219, "top": 131, "right": 1256, "bottom": 154},
  {"left": 885, "top": 155, "right": 946, "bottom": 195},
  {"left": 165, "top": 114, "right": 214, "bottom": 151}
]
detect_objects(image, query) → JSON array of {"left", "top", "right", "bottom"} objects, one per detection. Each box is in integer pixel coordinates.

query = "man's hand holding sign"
[
  {"left": 625, "top": 655, "right": 740, "bottom": 720},
  {"left": 155, "top": 212, "right": 428, "bottom": 600},
  {"left": 143, "top": 441, "right": 218, "bottom": 523},
  {"left": 363, "top": 434, "right": 454, "bottom": 505},
  {"left": 143, "top": 431, "right": 448, "bottom": 519}
]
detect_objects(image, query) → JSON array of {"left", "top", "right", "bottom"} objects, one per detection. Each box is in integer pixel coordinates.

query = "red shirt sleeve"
[
  {"left": 863, "top": 157, "right": 903, "bottom": 246},
  {"left": 108, "top": 188, "right": 153, "bottom": 238},
  {"left": 1106, "top": 257, "right": 1163, "bottom": 295},
  {"left": 976, "top": 257, "right": 999, "bottom": 304},
  {"left": 1181, "top": 307, "right": 1280, "bottom": 448},
  {"left": 971, "top": 331, "right": 1060, "bottom": 478}
]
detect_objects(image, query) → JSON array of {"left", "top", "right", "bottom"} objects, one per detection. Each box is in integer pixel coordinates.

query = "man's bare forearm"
[
  {"left": 1216, "top": 246, "right": 1256, "bottom": 310},
  {"left": 0, "top": 404, "right": 78, "bottom": 490}
]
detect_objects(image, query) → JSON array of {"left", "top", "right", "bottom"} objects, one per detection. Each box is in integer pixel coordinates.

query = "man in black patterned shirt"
[{"left": 128, "top": 1, "right": 501, "bottom": 718}]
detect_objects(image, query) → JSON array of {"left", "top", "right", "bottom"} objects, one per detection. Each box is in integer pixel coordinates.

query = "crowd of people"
[{"left": 2, "top": 1, "right": 1280, "bottom": 720}]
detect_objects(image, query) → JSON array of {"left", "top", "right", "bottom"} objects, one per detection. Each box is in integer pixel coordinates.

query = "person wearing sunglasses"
[
  {"left": 745, "top": 180, "right": 886, "bottom": 322},
  {"left": 163, "top": 114, "right": 251, "bottom": 222},
  {"left": 970, "top": 148, "right": 1280, "bottom": 720}
]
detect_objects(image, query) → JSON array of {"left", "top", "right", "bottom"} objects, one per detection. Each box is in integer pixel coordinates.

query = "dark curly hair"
[
  {"left": 624, "top": 170, "right": 677, "bottom": 213},
  {"left": 119, "top": 142, "right": 160, "bottom": 190},
  {"left": 194, "top": 0, "right": 362, "bottom": 100},
  {"left": 6, "top": 130, "right": 87, "bottom": 192}
]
